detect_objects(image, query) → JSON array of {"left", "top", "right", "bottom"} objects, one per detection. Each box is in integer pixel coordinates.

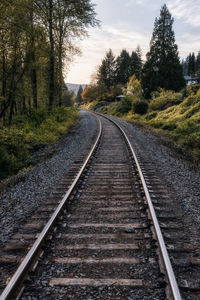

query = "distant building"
[{"left": 184, "top": 76, "right": 199, "bottom": 85}]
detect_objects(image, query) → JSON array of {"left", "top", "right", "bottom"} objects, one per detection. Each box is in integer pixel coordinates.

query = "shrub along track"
[{"left": 0, "top": 112, "right": 199, "bottom": 299}]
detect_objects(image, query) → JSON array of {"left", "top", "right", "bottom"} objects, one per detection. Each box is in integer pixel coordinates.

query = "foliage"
[
  {"left": 97, "top": 97, "right": 132, "bottom": 117},
  {"left": 75, "top": 85, "right": 83, "bottom": 104},
  {"left": 141, "top": 4, "right": 185, "bottom": 98},
  {"left": 126, "top": 75, "right": 143, "bottom": 100},
  {"left": 127, "top": 88, "right": 200, "bottom": 160},
  {"left": 0, "top": 107, "right": 78, "bottom": 179},
  {"left": 115, "top": 49, "right": 131, "bottom": 85},
  {"left": 97, "top": 49, "right": 116, "bottom": 89},
  {"left": 186, "top": 84, "right": 200, "bottom": 96},
  {"left": 149, "top": 89, "right": 183, "bottom": 111},
  {"left": 182, "top": 51, "right": 200, "bottom": 76},
  {"left": 132, "top": 100, "right": 148, "bottom": 115},
  {"left": 115, "top": 47, "right": 142, "bottom": 85},
  {"left": 129, "top": 46, "right": 142, "bottom": 79},
  {"left": 0, "top": 0, "right": 98, "bottom": 123},
  {"left": 82, "top": 84, "right": 108, "bottom": 102}
]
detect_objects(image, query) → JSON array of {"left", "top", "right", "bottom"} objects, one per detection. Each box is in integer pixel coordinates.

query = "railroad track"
[{"left": 0, "top": 112, "right": 199, "bottom": 299}]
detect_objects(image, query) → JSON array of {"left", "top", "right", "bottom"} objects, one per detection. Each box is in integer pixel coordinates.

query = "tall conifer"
[
  {"left": 75, "top": 85, "right": 83, "bottom": 104},
  {"left": 97, "top": 49, "right": 116, "bottom": 89},
  {"left": 141, "top": 4, "right": 185, "bottom": 98},
  {"left": 115, "top": 49, "right": 131, "bottom": 85}
]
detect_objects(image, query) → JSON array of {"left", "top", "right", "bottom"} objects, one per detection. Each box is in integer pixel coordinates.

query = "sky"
[{"left": 66, "top": 0, "right": 200, "bottom": 84}]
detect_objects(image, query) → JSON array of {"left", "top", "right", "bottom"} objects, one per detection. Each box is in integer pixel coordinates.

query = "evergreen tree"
[
  {"left": 141, "top": 4, "right": 185, "bottom": 98},
  {"left": 129, "top": 47, "right": 142, "bottom": 79},
  {"left": 75, "top": 85, "right": 83, "bottom": 104},
  {"left": 115, "top": 49, "right": 131, "bottom": 85},
  {"left": 188, "top": 53, "right": 196, "bottom": 76},
  {"left": 181, "top": 59, "right": 188, "bottom": 76},
  {"left": 196, "top": 51, "right": 200, "bottom": 75},
  {"left": 97, "top": 49, "right": 116, "bottom": 89}
]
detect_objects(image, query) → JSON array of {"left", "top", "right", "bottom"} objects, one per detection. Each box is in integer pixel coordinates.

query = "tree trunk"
[
  {"left": 9, "top": 99, "right": 14, "bottom": 125},
  {"left": 23, "top": 96, "right": 27, "bottom": 112},
  {"left": 1, "top": 48, "right": 7, "bottom": 123},
  {"left": 58, "top": 43, "right": 62, "bottom": 106},
  {"left": 30, "top": 10, "right": 38, "bottom": 109},
  {"left": 48, "top": 0, "right": 54, "bottom": 110},
  {"left": 31, "top": 67, "right": 37, "bottom": 109},
  {"left": 2, "top": 48, "right": 6, "bottom": 99},
  {"left": 28, "top": 97, "right": 31, "bottom": 110}
]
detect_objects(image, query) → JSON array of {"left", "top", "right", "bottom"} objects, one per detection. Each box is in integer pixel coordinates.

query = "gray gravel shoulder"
[
  {"left": 109, "top": 115, "right": 200, "bottom": 228},
  {"left": 0, "top": 110, "right": 98, "bottom": 244}
]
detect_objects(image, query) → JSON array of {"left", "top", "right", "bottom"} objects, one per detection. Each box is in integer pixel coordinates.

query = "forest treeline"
[
  {"left": 82, "top": 4, "right": 199, "bottom": 105},
  {"left": 81, "top": 5, "right": 200, "bottom": 161},
  {"left": 182, "top": 52, "right": 200, "bottom": 76},
  {"left": 0, "top": 0, "right": 98, "bottom": 125},
  {"left": 0, "top": 0, "right": 98, "bottom": 179}
]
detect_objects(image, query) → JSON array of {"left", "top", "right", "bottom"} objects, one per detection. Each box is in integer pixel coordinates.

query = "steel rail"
[
  {"left": 0, "top": 116, "right": 102, "bottom": 300},
  {"left": 97, "top": 113, "right": 182, "bottom": 300}
]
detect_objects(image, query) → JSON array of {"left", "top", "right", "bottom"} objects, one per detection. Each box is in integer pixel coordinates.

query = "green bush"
[
  {"left": 162, "top": 122, "right": 177, "bottom": 131},
  {"left": 132, "top": 100, "right": 148, "bottom": 115},
  {"left": 149, "top": 90, "right": 183, "bottom": 111},
  {"left": 93, "top": 101, "right": 107, "bottom": 111},
  {"left": 0, "top": 146, "right": 18, "bottom": 178},
  {"left": 145, "top": 112, "right": 157, "bottom": 120},
  {"left": 186, "top": 84, "right": 200, "bottom": 96},
  {"left": 0, "top": 107, "right": 78, "bottom": 179},
  {"left": 120, "top": 97, "right": 132, "bottom": 114}
]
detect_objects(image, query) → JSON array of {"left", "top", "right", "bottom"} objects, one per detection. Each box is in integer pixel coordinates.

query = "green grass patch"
[
  {"left": 89, "top": 88, "right": 200, "bottom": 163},
  {"left": 0, "top": 107, "right": 79, "bottom": 179},
  {"left": 149, "top": 90, "right": 183, "bottom": 111},
  {"left": 127, "top": 89, "right": 200, "bottom": 161}
]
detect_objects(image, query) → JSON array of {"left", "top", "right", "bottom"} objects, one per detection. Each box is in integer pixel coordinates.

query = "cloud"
[
  {"left": 66, "top": 24, "right": 150, "bottom": 83},
  {"left": 168, "top": 0, "right": 200, "bottom": 27},
  {"left": 177, "top": 32, "right": 200, "bottom": 57},
  {"left": 125, "top": 0, "right": 157, "bottom": 9},
  {"left": 126, "top": 0, "right": 145, "bottom": 5}
]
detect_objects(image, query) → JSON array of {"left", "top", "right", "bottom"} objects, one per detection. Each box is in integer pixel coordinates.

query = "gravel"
[
  {"left": 0, "top": 110, "right": 98, "bottom": 244},
  {"left": 1, "top": 110, "right": 200, "bottom": 244},
  {"left": 108, "top": 115, "right": 200, "bottom": 229}
]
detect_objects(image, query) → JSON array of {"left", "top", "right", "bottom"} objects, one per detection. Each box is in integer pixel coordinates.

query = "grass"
[
  {"left": 126, "top": 89, "right": 200, "bottom": 161},
  {"left": 0, "top": 107, "right": 79, "bottom": 179}
]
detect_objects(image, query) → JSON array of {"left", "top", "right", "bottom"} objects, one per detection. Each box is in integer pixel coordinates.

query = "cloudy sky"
[{"left": 66, "top": 0, "right": 200, "bottom": 84}]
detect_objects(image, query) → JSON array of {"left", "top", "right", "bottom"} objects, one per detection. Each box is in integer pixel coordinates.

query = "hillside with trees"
[{"left": 82, "top": 4, "right": 200, "bottom": 161}]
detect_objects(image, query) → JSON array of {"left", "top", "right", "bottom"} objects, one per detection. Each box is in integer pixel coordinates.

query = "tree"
[
  {"left": 126, "top": 75, "right": 143, "bottom": 100},
  {"left": 188, "top": 53, "right": 196, "bottom": 76},
  {"left": 75, "top": 85, "right": 83, "bottom": 104},
  {"left": 34, "top": 0, "right": 99, "bottom": 110},
  {"left": 141, "top": 4, "right": 185, "bottom": 98},
  {"left": 196, "top": 51, "right": 200, "bottom": 75},
  {"left": 129, "top": 47, "right": 142, "bottom": 79},
  {"left": 0, "top": 0, "right": 99, "bottom": 124},
  {"left": 81, "top": 84, "right": 108, "bottom": 102},
  {"left": 115, "top": 49, "right": 131, "bottom": 85},
  {"left": 53, "top": 0, "right": 99, "bottom": 106},
  {"left": 97, "top": 49, "right": 116, "bottom": 89}
]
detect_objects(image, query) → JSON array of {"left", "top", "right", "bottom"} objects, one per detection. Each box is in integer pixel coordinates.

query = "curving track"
[{"left": 0, "top": 112, "right": 189, "bottom": 299}]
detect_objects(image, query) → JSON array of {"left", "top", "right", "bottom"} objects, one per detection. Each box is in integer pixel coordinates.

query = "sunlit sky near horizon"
[{"left": 65, "top": 0, "right": 200, "bottom": 84}]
